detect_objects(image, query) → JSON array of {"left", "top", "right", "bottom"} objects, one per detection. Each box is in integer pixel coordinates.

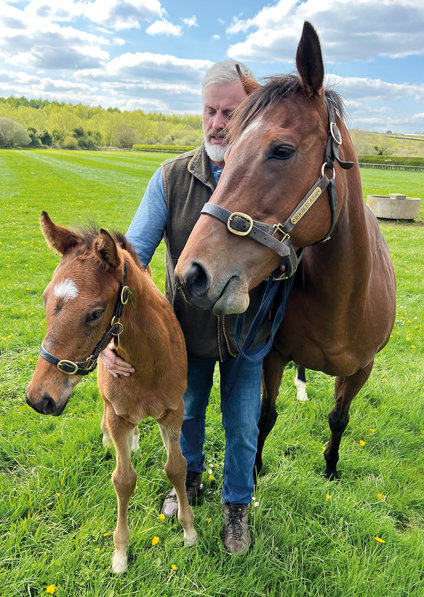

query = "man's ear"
[
  {"left": 235, "top": 64, "right": 262, "bottom": 95},
  {"left": 296, "top": 21, "right": 324, "bottom": 98},
  {"left": 93, "top": 228, "right": 120, "bottom": 270},
  {"left": 40, "top": 211, "right": 80, "bottom": 255}
]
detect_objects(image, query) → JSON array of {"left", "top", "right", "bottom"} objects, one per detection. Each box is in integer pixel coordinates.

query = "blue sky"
[{"left": 1, "top": 0, "right": 423, "bottom": 132}]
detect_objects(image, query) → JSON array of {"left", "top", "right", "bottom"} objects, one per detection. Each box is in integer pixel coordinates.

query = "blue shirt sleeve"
[{"left": 126, "top": 166, "right": 167, "bottom": 268}]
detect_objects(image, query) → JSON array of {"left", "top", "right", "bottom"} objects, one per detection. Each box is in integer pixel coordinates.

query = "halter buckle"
[
  {"left": 272, "top": 223, "right": 290, "bottom": 243},
  {"left": 330, "top": 122, "right": 342, "bottom": 145},
  {"left": 57, "top": 360, "right": 79, "bottom": 375},
  {"left": 227, "top": 212, "right": 253, "bottom": 236},
  {"left": 121, "top": 286, "right": 130, "bottom": 305}
]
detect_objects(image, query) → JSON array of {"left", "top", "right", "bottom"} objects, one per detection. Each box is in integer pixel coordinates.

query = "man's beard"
[{"left": 203, "top": 127, "right": 227, "bottom": 163}]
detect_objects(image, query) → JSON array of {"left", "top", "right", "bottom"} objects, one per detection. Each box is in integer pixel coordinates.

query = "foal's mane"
[
  {"left": 228, "top": 74, "right": 346, "bottom": 141},
  {"left": 72, "top": 223, "right": 142, "bottom": 269}
]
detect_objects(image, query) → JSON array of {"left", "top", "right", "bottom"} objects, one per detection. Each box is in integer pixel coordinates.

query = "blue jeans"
[{"left": 180, "top": 355, "right": 263, "bottom": 505}]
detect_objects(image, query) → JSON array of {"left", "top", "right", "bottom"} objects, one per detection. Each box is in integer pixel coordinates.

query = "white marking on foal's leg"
[
  {"left": 294, "top": 375, "right": 308, "bottom": 402},
  {"left": 112, "top": 551, "right": 128, "bottom": 574},
  {"left": 54, "top": 279, "right": 79, "bottom": 301},
  {"left": 131, "top": 428, "right": 140, "bottom": 452}
]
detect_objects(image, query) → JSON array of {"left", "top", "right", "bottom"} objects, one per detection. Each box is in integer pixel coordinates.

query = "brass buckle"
[
  {"left": 85, "top": 355, "right": 97, "bottom": 369},
  {"left": 272, "top": 223, "right": 290, "bottom": 243},
  {"left": 57, "top": 360, "right": 79, "bottom": 375},
  {"left": 227, "top": 212, "right": 253, "bottom": 236},
  {"left": 330, "top": 122, "right": 342, "bottom": 145},
  {"left": 121, "top": 286, "right": 130, "bottom": 305}
]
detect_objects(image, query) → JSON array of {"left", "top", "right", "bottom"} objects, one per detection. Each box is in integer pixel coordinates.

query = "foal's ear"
[
  {"left": 235, "top": 64, "right": 261, "bottom": 96},
  {"left": 93, "top": 228, "right": 120, "bottom": 270},
  {"left": 296, "top": 21, "right": 324, "bottom": 98},
  {"left": 40, "top": 211, "right": 80, "bottom": 255}
]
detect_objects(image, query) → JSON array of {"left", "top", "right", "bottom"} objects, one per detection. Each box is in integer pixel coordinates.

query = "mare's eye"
[
  {"left": 86, "top": 310, "right": 104, "bottom": 323},
  {"left": 270, "top": 145, "right": 294, "bottom": 160}
]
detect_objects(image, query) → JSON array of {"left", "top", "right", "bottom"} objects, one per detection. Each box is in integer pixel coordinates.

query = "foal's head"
[{"left": 26, "top": 212, "right": 132, "bottom": 416}]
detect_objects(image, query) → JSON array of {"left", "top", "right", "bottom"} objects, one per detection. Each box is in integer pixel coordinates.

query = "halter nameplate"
[{"left": 291, "top": 186, "right": 322, "bottom": 225}]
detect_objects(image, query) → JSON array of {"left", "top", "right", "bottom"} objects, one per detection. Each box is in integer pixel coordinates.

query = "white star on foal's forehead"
[{"left": 54, "top": 279, "right": 79, "bottom": 301}]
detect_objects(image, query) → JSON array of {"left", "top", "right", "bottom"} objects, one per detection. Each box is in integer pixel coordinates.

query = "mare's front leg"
[
  {"left": 106, "top": 401, "right": 137, "bottom": 574},
  {"left": 257, "top": 348, "right": 289, "bottom": 477},
  {"left": 157, "top": 401, "right": 197, "bottom": 547},
  {"left": 324, "top": 360, "right": 374, "bottom": 480}
]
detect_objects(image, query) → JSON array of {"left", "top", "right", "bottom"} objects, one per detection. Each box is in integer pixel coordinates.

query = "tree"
[
  {"left": 0, "top": 117, "right": 31, "bottom": 147},
  {"left": 115, "top": 125, "right": 138, "bottom": 148}
]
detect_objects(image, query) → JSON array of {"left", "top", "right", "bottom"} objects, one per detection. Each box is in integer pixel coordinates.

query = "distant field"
[{"left": 1, "top": 149, "right": 424, "bottom": 597}]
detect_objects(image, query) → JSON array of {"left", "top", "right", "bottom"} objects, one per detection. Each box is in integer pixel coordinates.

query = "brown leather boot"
[
  {"left": 222, "top": 503, "right": 251, "bottom": 555},
  {"left": 161, "top": 472, "right": 203, "bottom": 518}
]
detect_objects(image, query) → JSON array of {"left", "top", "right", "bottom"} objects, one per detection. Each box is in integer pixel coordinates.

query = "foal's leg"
[
  {"left": 256, "top": 348, "right": 289, "bottom": 476},
  {"left": 324, "top": 360, "right": 374, "bottom": 480},
  {"left": 101, "top": 400, "right": 113, "bottom": 448},
  {"left": 157, "top": 401, "right": 197, "bottom": 547},
  {"left": 106, "top": 404, "right": 137, "bottom": 574}
]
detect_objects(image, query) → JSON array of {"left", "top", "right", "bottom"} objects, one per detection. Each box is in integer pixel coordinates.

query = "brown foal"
[
  {"left": 26, "top": 212, "right": 197, "bottom": 573},
  {"left": 175, "top": 22, "right": 396, "bottom": 481}
]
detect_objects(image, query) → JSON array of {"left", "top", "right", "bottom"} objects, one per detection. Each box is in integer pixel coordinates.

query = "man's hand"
[{"left": 99, "top": 342, "right": 135, "bottom": 378}]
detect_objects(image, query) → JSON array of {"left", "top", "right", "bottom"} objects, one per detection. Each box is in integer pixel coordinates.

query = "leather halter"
[
  {"left": 39, "top": 261, "right": 130, "bottom": 376},
  {"left": 201, "top": 97, "right": 354, "bottom": 280}
]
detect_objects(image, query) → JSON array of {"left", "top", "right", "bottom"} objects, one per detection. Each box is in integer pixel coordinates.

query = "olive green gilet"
[{"left": 161, "top": 144, "right": 271, "bottom": 361}]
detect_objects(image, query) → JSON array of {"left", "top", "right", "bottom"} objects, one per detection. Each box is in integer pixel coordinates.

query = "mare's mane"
[
  {"left": 228, "top": 74, "right": 346, "bottom": 142},
  {"left": 71, "top": 223, "right": 142, "bottom": 269}
]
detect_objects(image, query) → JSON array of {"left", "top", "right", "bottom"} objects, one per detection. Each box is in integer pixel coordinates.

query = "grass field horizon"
[{"left": 1, "top": 149, "right": 424, "bottom": 596}]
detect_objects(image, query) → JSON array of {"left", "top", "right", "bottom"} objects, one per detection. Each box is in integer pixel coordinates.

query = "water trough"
[{"left": 367, "top": 193, "right": 421, "bottom": 220}]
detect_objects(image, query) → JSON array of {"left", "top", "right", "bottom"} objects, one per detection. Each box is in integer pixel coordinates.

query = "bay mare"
[
  {"left": 175, "top": 22, "right": 396, "bottom": 480},
  {"left": 26, "top": 212, "right": 197, "bottom": 573}
]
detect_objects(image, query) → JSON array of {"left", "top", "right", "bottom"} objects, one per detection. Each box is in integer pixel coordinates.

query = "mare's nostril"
[
  {"left": 184, "top": 263, "right": 210, "bottom": 297},
  {"left": 39, "top": 393, "right": 56, "bottom": 415}
]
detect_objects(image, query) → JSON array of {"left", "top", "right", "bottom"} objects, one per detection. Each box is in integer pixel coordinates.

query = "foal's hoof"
[
  {"left": 112, "top": 552, "right": 128, "bottom": 574},
  {"left": 324, "top": 469, "right": 339, "bottom": 482},
  {"left": 184, "top": 529, "right": 198, "bottom": 547}
]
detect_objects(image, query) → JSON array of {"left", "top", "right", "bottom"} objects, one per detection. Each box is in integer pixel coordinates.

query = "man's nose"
[{"left": 212, "top": 111, "right": 228, "bottom": 130}]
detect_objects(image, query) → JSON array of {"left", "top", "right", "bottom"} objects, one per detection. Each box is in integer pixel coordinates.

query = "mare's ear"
[
  {"left": 93, "top": 228, "right": 120, "bottom": 270},
  {"left": 40, "top": 211, "right": 80, "bottom": 255},
  {"left": 235, "top": 64, "right": 261, "bottom": 96},
  {"left": 296, "top": 21, "right": 324, "bottom": 98}
]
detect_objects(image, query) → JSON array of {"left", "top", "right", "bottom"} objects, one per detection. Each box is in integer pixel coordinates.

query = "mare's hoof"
[{"left": 324, "top": 469, "right": 339, "bottom": 482}]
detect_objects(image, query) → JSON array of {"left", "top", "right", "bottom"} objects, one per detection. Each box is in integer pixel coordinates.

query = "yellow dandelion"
[
  {"left": 56, "top": 493, "right": 60, "bottom": 497},
  {"left": 326, "top": 494, "right": 331, "bottom": 501},
  {"left": 411, "top": 346, "right": 416, "bottom": 349},
  {"left": 378, "top": 493, "right": 385, "bottom": 500},
  {"left": 375, "top": 537, "right": 386, "bottom": 544},
  {"left": 171, "top": 564, "right": 177, "bottom": 571},
  {"left": 359, "top": 440, "right": 366, "bottom": 446},
  {"left": 46, "top": 586, "right": 57, "bottom": 595},
  {"left": 206, "top": 517, "right": 212, "bottom": 522},
  {"left": 152, "top": 536, "right": 160, "bottom": 546},
  {"left": 370, "top": 428, "right": 376, "bottom": 432},
  {"left": 208, "top": 474, "right": 214, "bottom": 480},
  {"left": 103, "top": 532, "right": 109, "bottom": 537},
  {"left": 159, "top": 513, "right": 165, "bottom": 520},
  {"left": 383, "top": 378, "right": 387, "bottom": 382}
]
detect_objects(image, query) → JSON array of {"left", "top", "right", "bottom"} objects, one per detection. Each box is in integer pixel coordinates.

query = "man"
[{"left": 100, "top": 60, "right": 272, "bottom": 555}]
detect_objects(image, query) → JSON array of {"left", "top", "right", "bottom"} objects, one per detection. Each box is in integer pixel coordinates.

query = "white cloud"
[
  {"left": 84, "top": 0, "right": 164, "bottom": 31},
  {"left": 212, "top": 34, "right": 220, "bottom": 40},
  {"left": 112, "top": 38, "right": 126, "bottom": 46},
  {"left": 182, "top": 15, "right": 198, "bottom": 27},
  {"left": 146, "top": 19, "right": 182, "bottom": 36},
  {"left": 226, "top": 0, "right": 424, "bottom": 63}
]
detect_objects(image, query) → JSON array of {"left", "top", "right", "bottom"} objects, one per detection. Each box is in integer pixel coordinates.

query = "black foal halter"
[
  {"left": 39, "top": 261, "right": 130, "bottom": 376},
  {"left": 202, "top": 97, "right": 354, "bottom": 280}
]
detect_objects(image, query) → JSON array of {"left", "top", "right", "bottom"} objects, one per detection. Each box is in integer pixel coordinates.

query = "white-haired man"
[{"left": 101, "top": 60, "right": 272, "bottom": 555}]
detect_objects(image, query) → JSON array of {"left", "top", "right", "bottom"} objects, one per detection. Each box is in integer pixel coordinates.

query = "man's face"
[{"left": 203, "top": 81, "right": 246, "bottom": 165}]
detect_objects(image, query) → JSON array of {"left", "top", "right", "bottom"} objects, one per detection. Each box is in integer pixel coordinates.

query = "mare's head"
[
  {"left": 26, "top": 212, "right": 133, "bottom": 416},
  {"left": 176, "top": 21, "right": 355, "bottom": 315}
]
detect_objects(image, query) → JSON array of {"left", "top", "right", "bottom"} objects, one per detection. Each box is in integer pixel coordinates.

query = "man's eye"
[
  {"left": 269, "top": 146, "right": 295, "bottom": 160},
  {"left": 86, "top": 310, "right": 104, "bottom": 323}
]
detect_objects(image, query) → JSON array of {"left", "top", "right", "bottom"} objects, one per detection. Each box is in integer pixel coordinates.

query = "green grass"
[{"left": 1, "top": 149, "right": 424, "bottom": 596}]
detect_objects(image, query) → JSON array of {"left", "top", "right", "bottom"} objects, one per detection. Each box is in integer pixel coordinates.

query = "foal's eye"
[
  {"left": 86, "top": 310, "right": 104, "bottom": 323},
  {"left": 270, "top": 145, "right": 295, "bottom": 161}
]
